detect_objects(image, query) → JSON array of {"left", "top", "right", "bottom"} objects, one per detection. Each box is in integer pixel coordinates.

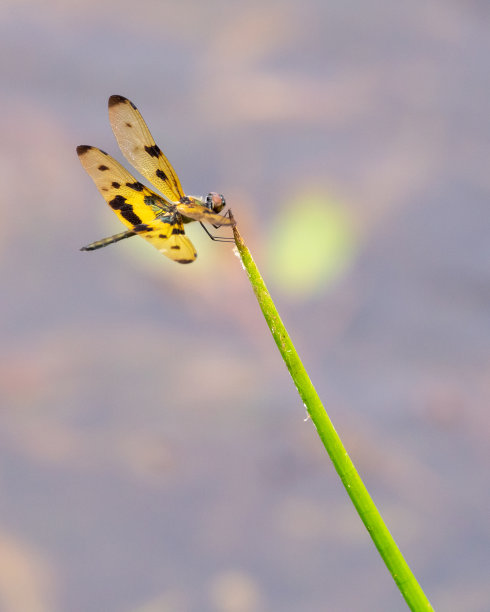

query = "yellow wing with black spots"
[
  {"left": 77, "top": 145, "right": 167, "bottom": 227},
  {"left": 134, "top": 220, "right": 197, "bottom": 263},
  {"left": 77, "top": 145, "right": 196, "bottom": 263},
  {"left": 108, "top": 95, "right": 184, "bottom": 202}
]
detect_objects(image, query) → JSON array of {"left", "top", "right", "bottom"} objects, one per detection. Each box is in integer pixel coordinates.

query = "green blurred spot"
[{"left": 267, "top": 193, "right": 357, "bottom": 298}]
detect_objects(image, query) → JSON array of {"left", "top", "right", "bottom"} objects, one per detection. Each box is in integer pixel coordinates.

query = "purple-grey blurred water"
[{"left": 0, "top": 1, "right": 489, "bottom": 611}]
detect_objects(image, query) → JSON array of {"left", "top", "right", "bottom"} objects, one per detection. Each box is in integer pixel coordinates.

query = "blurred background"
[{"left": 1, "top": 1, "right": 489, "bottom": 610}]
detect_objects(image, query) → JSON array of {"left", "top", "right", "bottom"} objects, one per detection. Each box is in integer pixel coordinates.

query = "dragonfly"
[{"left": 77, "top": 95, "right": 234, "bottom": 264}]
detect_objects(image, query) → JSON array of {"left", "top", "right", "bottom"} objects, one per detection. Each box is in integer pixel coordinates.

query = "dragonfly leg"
[{"left": 199, "top": 222, "right": 235, "bottom": 242}]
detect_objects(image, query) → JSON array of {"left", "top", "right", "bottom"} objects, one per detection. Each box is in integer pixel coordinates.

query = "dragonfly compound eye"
[{"left": 206, "top": 192, "right": 226, "bottom": 213}]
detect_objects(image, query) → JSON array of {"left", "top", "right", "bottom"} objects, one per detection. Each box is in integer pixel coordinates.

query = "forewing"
[
  {"left": 177, "top": 200, "right": 234, "bottom": 225},
  {"left": 77, "top": 145, "right": 168, "bottom": 229},
  {"left": 108, "top": 95, "right": 185, "bottom": 202},
  {"left": 134, "top": 218, "right": 197, "bottom": 264}
]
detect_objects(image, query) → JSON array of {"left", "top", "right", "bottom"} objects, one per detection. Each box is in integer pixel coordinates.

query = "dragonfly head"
[{"left": 205, "top": 192, "right": 226, "bottom": 214}]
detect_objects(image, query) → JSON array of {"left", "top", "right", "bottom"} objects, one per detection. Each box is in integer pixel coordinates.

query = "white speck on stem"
[
  {"left": 233, "top": 246, "right": 246, "bottom": 271},
  {"left": 303, "top": 403, "right": 310, "bottom": 422}
]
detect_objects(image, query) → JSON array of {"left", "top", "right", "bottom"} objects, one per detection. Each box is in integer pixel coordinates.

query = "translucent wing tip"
[{"left": 108, "top": 95, "right": 136, "bottom": 109}]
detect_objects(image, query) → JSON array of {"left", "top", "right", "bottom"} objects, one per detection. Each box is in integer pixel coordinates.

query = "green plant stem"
[{"left": 232, "top": 221, "right": 434, "bottom": 612}]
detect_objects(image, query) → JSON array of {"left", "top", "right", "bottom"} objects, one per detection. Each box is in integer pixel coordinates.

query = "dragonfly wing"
[
  {"left": 134, "top": 217, "right": 197, "bottom": 264},
  {"left": 77, "top": 145, "right": 169, "bottom": 228},
  {"left": 108, "top": 95, "right": 185, "bottom": 202}
]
